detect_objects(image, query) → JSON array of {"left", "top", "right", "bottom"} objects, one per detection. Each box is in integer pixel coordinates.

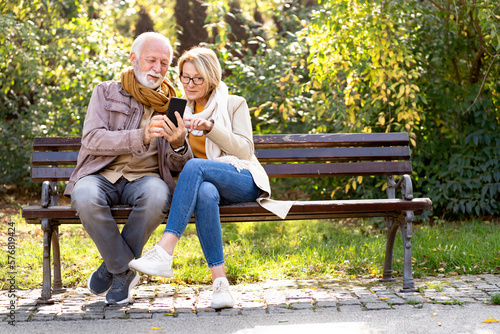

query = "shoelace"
[
  {"left": 97, "top": 263, "right": 112, "bottom": 279},
  {"left": 112, "top": 270, "right": 133, "bottom": 290},
  {"left": 214, "top": 281, "right": 230, "bottom": 294},
  {"left": 142, "top": 246, "right": 165, "bottom": 261}
]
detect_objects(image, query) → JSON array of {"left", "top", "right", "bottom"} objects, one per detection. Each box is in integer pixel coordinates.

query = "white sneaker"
[
  {"left": 211, "top": 277, "right": 235, "bottom": 309},
  {"left": 128, "top": 245, "right": 173, "bottom": 277}
]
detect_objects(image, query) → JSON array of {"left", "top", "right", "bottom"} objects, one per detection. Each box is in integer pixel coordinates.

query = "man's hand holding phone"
[
  {"left": 144, "top": 115, "right": 169, "bottom": 146},
  {"left": 144, "top": 97, "right": 188, "bottom": 147},
  {"left": 164, "top": 97, "right": 187, "bottom": 149},
  {"left": 166, "top": 97, "right": 187, "bottom": 127},
  {"left": 143, "top": 111, "right": 186, "bottom": 148},
  {"left": 163, "top": 111, "right": 186, "bottom": 149}
]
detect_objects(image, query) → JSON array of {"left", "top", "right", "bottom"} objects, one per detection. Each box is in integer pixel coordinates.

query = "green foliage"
[
  {"left": 491, "top": 293, "right": 500, "bottom": 305},
  {"left": 304, "top": 0, "right": 425, "bottom": 139},
  {"left": 410, "top": 0, "right": 500, "bottom": 218},
  {"left": 0, "top": 1, "right": 129, "bottom": 191},
  {"left": 413, "top": 99, "right": 499, "bottom": 218},
  {"left": 212, "top": 1, "right": 330, "bottom": 134},
  {"left": 222, "top": 32, "right": 318, "bottom": 135}
]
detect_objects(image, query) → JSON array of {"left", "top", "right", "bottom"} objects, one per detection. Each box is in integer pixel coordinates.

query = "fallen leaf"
[{"left": 482, "top": 318, "right": 500, "bottom": 323}]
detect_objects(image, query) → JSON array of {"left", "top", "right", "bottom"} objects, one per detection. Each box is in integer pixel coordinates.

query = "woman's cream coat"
[{"left": 203, "top": 94, "right": 293, "bottom": 219}]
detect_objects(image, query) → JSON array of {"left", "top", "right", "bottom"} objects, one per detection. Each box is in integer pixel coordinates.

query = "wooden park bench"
[{"left": 22, "top": 132, "right": 432, "bottom": 304}]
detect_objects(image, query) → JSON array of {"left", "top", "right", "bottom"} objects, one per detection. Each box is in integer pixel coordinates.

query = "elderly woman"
[{"left": 129, "top": 46, "right": 291, "bottom": 309}]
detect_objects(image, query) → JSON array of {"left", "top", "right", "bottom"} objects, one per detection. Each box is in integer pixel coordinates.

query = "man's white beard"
[{"left": 135, "top": 67, "right": 164, "bottom": 89}]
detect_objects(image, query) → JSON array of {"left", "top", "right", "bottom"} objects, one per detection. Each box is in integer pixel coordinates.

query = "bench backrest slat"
[
  {"left": 264, "top": 161, "right": 412, "bottom": 178},
  {"left": 256, "top": 147, "right": 410, "bottom": 162},
  {"left": 31, "top": 133, "right": 413, "bottom": 182},
  {"left": 32, "top": 167, "right": 74, "bottom": 181},
  {"left": 33, "top": 137, "right": 81, "bottom": 151},
  {"left": 31, "top": 147, "right": 410, "bottom": 165},
  {"left": 33, "top": 133, "right": 409, "bottom": 151},
  {"left": 32, "top": 151, "right": 80, "bottom": 165},
  {"left": 31, "top": 161, "right": 413, "bottom": 181},
  {"left": 252, "top": 133, "right": 409, "bottom": 148}
]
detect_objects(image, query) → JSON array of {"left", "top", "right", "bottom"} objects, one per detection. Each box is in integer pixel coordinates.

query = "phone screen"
[{"left": 166, "top": 97, "right": 187, "bottom": 127}]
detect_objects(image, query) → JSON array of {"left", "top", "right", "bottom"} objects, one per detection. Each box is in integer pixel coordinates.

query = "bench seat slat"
[
  {"left": 19, "top": 212, "right": 417, "bottom": 224},
  {"left": 22, "top": 198, "right": 432, "bottom": 223}
]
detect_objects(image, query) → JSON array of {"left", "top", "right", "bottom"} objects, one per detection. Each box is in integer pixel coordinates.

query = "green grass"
[
  {"left": 491, "top": 293, "right": 500, "bottom": 305},
  {"left": 1, "top": 203, "right": 500, "bottom": 290},
  {"left": 406, "top": 299, "right": 421, "bottom": 305},
  {"left": 425, "top": 282, "right": 445, "bottom": 292}
]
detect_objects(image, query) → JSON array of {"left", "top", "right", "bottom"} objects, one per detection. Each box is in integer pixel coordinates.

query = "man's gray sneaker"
[
  {"left": 105, "top": 269, "right": 140, "bottom": 305},
  {"left": 87, "top": 261, "right": 113, "bottom": 296}
]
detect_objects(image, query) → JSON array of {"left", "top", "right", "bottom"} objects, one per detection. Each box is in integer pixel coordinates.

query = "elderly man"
[{"left": 65, "top": 32, "right": 192, "bottom": 304}]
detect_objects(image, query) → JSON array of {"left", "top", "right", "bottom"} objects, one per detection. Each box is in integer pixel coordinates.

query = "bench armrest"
[
  {"left": 386, "top": 174, "right": 413, "bottom": 201},
  {"left": 41, "top": 181, "right": 60, "bottom": 208}
]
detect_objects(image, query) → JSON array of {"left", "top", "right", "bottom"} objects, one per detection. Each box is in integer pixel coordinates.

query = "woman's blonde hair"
[{"left": 177, "top": 46, "right": 221, "bottom": 97}]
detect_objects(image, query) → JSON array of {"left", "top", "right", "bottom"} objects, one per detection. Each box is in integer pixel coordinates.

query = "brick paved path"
[{"left": 2, "top": 274, "right": 499, "bottom": 323}]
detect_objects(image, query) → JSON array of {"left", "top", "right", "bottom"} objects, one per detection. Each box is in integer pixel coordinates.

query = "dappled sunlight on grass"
[{"left": 2, "top": 198, "right": 500, "bottom": 289}]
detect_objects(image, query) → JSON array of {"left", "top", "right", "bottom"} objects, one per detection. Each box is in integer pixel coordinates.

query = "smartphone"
[{"left": 166, "top": 97, "right": 187, "bottom": 127}]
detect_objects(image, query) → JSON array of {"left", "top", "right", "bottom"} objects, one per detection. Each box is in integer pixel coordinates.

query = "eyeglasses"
[{"left": 180, "top": 75, "right": 204, "bottom": 85}]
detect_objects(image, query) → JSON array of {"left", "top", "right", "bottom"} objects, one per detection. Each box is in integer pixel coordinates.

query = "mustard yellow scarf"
[{"left": 120, "top": 67, "right": 176, "bottom": 113}]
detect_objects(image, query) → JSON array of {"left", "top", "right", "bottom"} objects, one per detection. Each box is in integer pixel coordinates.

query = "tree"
[
  {"left": 174, "top": 0, "right": 210, "bottom": 60},
  {"left": 134, "top": 6, "right": 155, "bottom": 38}
]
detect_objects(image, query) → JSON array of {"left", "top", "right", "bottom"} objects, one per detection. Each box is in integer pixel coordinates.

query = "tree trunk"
[{"left": 174, "top": 0, "right": 210, "bottom": 63}]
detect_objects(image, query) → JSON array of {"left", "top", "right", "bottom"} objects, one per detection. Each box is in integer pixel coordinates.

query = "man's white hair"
[{"left": 130, "top": 32, "right": 173, "bottom": 65}]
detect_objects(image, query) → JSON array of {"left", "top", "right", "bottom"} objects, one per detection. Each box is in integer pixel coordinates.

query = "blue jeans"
[
  {"left": 71, "top": 174, "right": 170, "bottom": 273},
  {"left": 164, "top": 159, "right": 260, "bottom": 267}
]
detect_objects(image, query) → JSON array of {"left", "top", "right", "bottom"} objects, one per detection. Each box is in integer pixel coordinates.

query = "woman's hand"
[{"left": 184, "top": 116, "right": 213, "bottom": 133}]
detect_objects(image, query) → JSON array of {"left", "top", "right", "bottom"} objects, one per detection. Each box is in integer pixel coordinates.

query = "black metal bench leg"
[
  {"left": 52, "top": 226, "right": 66, "bottom": 294},
  {"left": 38, "top": 219, "right": 54, "bottom": 304},
  {"left": 381, "top": 217, "right": 398, "bottom": 282},
  {"left": 400, "top": 211, "right": 417, "bottom": 292}
]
